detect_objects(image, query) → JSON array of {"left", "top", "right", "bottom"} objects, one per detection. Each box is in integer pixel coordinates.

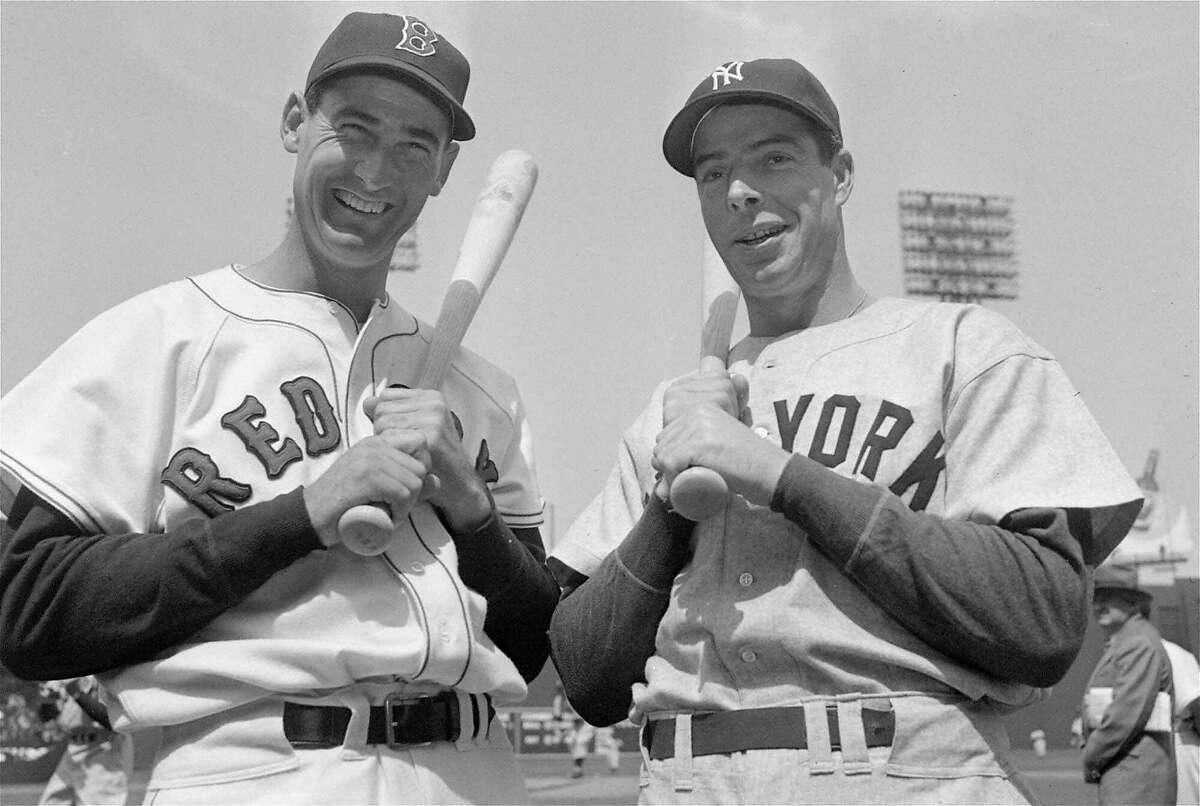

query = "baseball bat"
[
  {"left": 667, "top": 239, "right": 741, "bottom": 521},
  {"left": 338, "top": 149, "right": 539, "bottom": 555}
]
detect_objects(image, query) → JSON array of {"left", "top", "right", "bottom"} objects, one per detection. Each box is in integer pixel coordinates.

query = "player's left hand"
[
  {"left": 365, "top": 388, "right": 492, "bottom": 531},
  {"left": 652, "top": 403, "right": 791, "bottom": 508}
]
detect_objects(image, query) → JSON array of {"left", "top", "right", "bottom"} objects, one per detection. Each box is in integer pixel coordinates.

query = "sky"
[{"left": 2, "top": 1, "right": 1197, "bottom": 556}]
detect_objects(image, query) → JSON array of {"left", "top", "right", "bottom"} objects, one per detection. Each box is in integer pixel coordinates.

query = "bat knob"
[
  {"left": 669, "top": 467, "right": 729, "bottom": 521},
  {"left": 337, "top": 503, "right": 396, "bottom": 556}
]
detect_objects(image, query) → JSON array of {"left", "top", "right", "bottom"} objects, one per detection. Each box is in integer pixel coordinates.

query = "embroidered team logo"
[
  {"left": 710, "top": 61, "right": 746, "bottom": 90},
  {"left": 396, "top": 16, "right": 439, "bottom": 57}
]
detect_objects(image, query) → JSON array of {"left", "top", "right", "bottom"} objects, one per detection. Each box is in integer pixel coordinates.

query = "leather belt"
[
  {"left": 642, "top": 703, "right": 896, "bottom": 760},
  {"left": 283, "top": 691, "right": 493, "bottom": 749}
]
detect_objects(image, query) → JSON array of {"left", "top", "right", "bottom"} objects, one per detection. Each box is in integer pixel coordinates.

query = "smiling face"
[
  {"left": 284, "top": 72, "right": 458, "bottom": 274},
  {"left": 692, "top": 103, "right": 851, "bottom": 323}
]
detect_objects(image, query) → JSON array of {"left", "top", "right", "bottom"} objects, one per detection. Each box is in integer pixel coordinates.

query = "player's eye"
[{"left": 697, "top": 166, "right": 726, "bottom": 184}]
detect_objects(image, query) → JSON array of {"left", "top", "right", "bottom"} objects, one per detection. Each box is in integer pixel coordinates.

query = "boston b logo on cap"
[
  {"left": 662, "top": 58, "right": 842, "bottom": 176},
  {"left": 306, "top": 12, "right": 475, "bottom": 141}
]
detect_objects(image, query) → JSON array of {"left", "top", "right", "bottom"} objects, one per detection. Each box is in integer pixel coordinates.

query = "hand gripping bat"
[
  {"left": 338, "top": 150, "right": 539, "bottom": 555},
  {"left": 666, "top": 239, "right": 741, "bottom": 521}
]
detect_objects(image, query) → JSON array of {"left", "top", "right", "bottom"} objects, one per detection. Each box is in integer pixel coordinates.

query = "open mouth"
[
  {"left": 735, "top": 223, "right": 786, "bottom": 247},
  {"left": 333, "top": 189, "right": 392, "bottom": 215}
]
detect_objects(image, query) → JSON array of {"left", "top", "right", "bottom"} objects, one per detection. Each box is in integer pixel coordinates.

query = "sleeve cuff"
[{"left": 769, "top": 453, "right": 885, "bottom": 569}]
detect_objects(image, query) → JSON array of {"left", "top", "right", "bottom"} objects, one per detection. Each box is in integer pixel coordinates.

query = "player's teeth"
[{"left": 336, "top": 190, "right": 386, "bottom": 214}]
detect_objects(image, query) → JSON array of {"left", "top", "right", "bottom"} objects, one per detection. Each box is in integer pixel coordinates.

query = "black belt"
[
  {"left": 283, "top": 692, "right": 493, "bottom": 749},
  {"left": 642, "top": 703, "right": 895, "bottom": 760}
]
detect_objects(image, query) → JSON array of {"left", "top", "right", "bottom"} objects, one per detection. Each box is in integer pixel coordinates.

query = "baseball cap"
[
  {"left": 306, "top": 12, "right": 475, "bottom": 141},
  {"left": 663, "top": 58, "right": 841, "bottom": 176}
]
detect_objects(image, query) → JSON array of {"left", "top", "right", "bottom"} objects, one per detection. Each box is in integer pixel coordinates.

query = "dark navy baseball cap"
[
  {"left": 663, "top": 58, "right": 842, "bottom": 176},
  {"left": 306, "top": 12, "right": 475, "bottom": 141}
]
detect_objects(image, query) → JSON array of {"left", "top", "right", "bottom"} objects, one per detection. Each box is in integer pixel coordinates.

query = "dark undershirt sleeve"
[
  {"left": 548, "top": 496, "right": 695, "bottom": 726},
  {"left": 446, "top": 509, "right": 559, "bottom": 683},
  {"left": 0, "top": 485, "right": 321, "bottom": 680},
  {"left": 770, "top": 453, "right": 1090, "bottom": 687}
]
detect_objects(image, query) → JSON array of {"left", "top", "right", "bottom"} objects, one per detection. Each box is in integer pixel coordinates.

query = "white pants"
[
  {"left": 142, "top": 738, "right": 527, "bottom": 806},
  {"left": 140, "top": 687, "right": 527, "bottom": 806},
  {"left": 637, "top": 694, "right": 1036, "bottom": 806}
]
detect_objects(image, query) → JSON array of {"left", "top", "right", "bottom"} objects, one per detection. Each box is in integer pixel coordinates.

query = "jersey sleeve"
[
  {"left": 942, "top": 310, "right": 1142, "bottom": 564},
  {"left": 477, "top": 376, "right": 545, "bottom": 531},
  {"left": 1, "top": 286, "right": 195, "bottom": 533}
]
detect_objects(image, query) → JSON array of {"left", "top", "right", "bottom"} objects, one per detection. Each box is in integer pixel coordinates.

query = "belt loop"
[
  {"left": 836, "top": 700, "right": 871, "bottom": 774},
  {"left": 672, "top": 713, "right": 694, "bottom": 792},
  {"left": 803, "top": 701, "right": 835, "bottom": 774},
  {"left": 339, "top": 692, "right": 371, "bottom": 761},
  {"left": 454, "top": 691, "right": 475, "bottom": 750},
  {"left": 638, "top": 722, "right": 653, "bottom": 788}
]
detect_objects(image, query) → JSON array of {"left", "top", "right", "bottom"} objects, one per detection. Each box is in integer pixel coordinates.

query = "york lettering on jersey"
[{"left": 772, "top": 393, "right": 946, "bottom": 512}]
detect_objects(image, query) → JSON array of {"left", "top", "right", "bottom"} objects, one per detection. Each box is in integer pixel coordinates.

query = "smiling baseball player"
[
  {"left": 0, "top": 12, "right": 556, "bottom": 805},
  {"left": 548, "top": 58, "right": 1145, "bottom": 804}
]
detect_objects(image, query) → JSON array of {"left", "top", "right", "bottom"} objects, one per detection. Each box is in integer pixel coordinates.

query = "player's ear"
[
  {"left": 832, "top": 148, "right": 854, "bottom": 205},
  {"left": 281, "top": 91, "right": 306, "bottom": 154},
  {"left": 429, "top": 141, "right": 460, "bottom": 197}
]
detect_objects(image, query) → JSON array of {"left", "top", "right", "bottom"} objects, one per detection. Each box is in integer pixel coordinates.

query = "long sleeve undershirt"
[
  {"left": 0, "top": 485, "right": 557, "bottom": 683},
  {"left": 549, "top": 453, "right": 1090, "bottom": 727}
]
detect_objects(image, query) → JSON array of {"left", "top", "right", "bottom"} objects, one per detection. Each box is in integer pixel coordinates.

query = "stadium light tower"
[{"left": 899, "top": 190, "right": 1019, "bottom": 303}]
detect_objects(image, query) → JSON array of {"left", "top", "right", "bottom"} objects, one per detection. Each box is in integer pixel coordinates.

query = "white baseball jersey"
[
  {"left": 1, "top": 265, "right": 544, "bottom": 728},
  {"left": 553, "top": 297, "right": 1141, "bottom": 721}
]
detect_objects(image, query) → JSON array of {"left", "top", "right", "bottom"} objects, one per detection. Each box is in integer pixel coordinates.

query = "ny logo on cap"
[
  {"left": 710, "top": 61, "right": 745, "bottom": 90},
  {"left": 396, "top": 16, "right": 438, "bottom": 57}
]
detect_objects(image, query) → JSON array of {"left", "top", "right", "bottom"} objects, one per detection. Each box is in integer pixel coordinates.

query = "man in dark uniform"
[{"left": 1082, "top": 563, "right": 1176, "bottom": 805}]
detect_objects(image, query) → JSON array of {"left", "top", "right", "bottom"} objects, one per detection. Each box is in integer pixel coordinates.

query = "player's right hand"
[
  {"left": 662, "top": 359, "right": 749, "bottom": 427},
  {"left": 303, "top": 430, "right": 435, "bottom": 548}
]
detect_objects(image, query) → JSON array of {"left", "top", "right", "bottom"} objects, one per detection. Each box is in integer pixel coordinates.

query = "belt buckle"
[{"left": 383, "top": 692, "right": 459, "bottom": 747}]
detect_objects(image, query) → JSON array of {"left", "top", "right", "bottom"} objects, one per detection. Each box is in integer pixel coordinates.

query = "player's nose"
[
  {"left": 726, "top": 178, "right": 760, "bottom": 212},
  {"left": 353, "top": 149, "right": 395, "bottom": 191}
]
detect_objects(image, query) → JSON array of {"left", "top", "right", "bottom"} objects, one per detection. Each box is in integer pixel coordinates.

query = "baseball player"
[
  {"left": 548, "top": 58, "right": 1144, "bottom": 804},
  {"left": 1081, "top": 564, "right": 1176, "bottom": 804},
  {"left": 0, "top": 12, "right": 556, "bottom": 805},
  {"left": 36, "top": 677, "right": 134, "bottom": 806}
]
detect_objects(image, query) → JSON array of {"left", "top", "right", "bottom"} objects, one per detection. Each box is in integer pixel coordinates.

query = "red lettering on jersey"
[
  {"left": 160, "top": 447, "right": 253, "bottom": 517},
  {"left": 220, "top": 395, "right": 303, "bottom": 478},
  {"left": 280, "top": 376, "right": 341, "bottom": 456}
]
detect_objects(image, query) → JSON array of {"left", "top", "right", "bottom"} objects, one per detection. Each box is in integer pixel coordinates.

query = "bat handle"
[
  {"left": 668, "top": 355, "right": 732, "bottom": 521},
  {"left": 337, "top": 503, "right": 397, "bottom": 556}
]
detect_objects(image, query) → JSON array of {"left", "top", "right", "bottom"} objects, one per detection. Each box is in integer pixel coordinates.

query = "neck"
[
  {"left": 243, "top": 225, "right": 388, "bottom": 323},
  {"left": 745, "top": 237, "right": 870, "bottom": 337}
]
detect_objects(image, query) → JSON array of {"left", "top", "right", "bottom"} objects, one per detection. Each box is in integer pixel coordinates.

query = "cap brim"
[
  {"left": 663, "top": 90, "right": 833, "bottom": 176},
  {"left": 309, "top": 57, "right": 475, "bottom": 141},
  {"left": 1093, "top": 584, "right": 1153, "bottom": 600}
]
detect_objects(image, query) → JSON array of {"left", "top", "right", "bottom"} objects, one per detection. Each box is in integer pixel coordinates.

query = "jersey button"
[
  {"left": 738, "top": 572, "right": 755, "bottom": 587},
  {"left": 752, "top": 426, "right": 771, "bottom": 439},
  {"left": 740, "top": 649, "right": 758, "bottom": 663}
]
